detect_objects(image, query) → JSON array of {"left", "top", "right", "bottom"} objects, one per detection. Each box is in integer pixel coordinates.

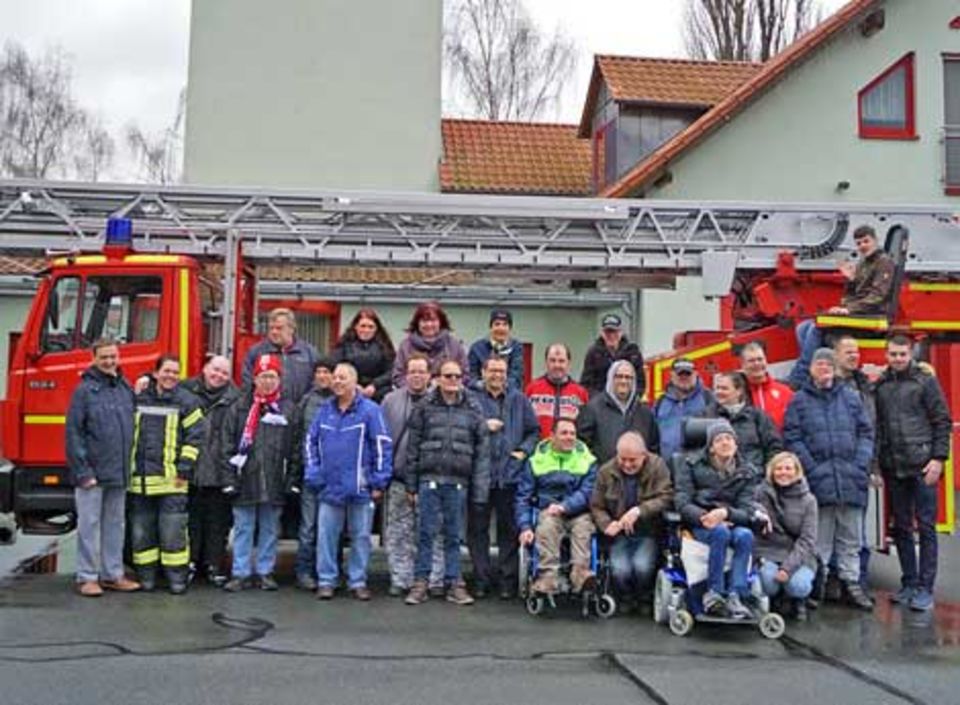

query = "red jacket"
[
  {"left": 526, "top": 375, "right": 590, "bottom": 439},
  {"left": 747, "top": 375, "right": 794, "bottom": 431}
]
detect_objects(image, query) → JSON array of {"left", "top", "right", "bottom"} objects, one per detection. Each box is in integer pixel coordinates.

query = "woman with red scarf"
[{"left": 221, "top": 354, "right": 296, "bottom": 592}]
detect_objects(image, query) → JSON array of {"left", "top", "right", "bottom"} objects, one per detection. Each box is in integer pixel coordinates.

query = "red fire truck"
[{"left": 0, "top": 181, "right": 957, "bottom": 541}]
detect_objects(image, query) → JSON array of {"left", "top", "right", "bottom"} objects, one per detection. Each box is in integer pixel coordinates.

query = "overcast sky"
[{"left": 2, "top": 0, "right": 847, "bottom": 179}]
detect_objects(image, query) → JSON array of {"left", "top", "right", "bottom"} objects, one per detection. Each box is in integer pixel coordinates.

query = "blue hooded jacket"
[
  {"left": 304, "top": 391, "right": 393, "bottom": 505},
  {"left": 653, "top": 379, "right": 714, "bottom": 460},
  {"left": 783, "top": 380, "right": 874, "bottom": 507}
]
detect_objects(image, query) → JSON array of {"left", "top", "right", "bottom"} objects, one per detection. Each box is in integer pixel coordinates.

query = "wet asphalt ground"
[{"left": 2, "top": 540, "right": 960, "bottom": 705}]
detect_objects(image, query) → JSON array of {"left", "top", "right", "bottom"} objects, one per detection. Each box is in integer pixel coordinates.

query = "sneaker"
[
  {"left": 186, "top": 562, "right": 198, "bottom": 585},
  {"left": 530, "top": 575, "right": 559, "bottom": 595},
  {"left": 843, "top": 581, "right": 874, "bottom": 611},
  {"left": 207, "top": 570, "right": 228, "bottom": 588},
  {"left": 792, "top": 598, "right": 808, "bottom": 623},
  {"left": 891, "top": 586, "right": 916, "bottom": 605},
  {"left": 499, "top": 587, "right": 517, "bottom": 601},
  {"left": 909, "top": 589, "right": 934, "bottom": 612},
  {"left": 405, "top": 580, "right": 430, "bottom": 605},
  {"left": 388, "top": 584, "right": 405, "bottom": 597},
  {"left": 579, "top": 575, "right": 598, "bottom": 594},
  {"left": 223, "top": 576, "right": 251, "bottom": 593},
  {"left": 702, "top": 589, "right": 727, "bottom": 616},
  {"left": 259, "top": 574, "right": 279, "bottom": 591},
  {"left": 446, "top": 582, "right": 475, "bottom": 606},
  {"left": 429, "top": 584, "right": 446, "bottom": 598},
  {"left": 726, "top": 593, "right": 752, "bottom": 620},
  {"left": 352, "top": 587, "right": 372, "bottom": 601},
  {"left": 295, "top": 574, "right": 318, "bottom": 592},
  {"left": 77, "top": 581, "right": 103, "bottom": 597},
  {"left": 101, "top": 576, "right": 141, "bottom": 592},
  {"left": 472, "top": 583, "right": 489, "bottom": 599},
  {"left": 315, "top": 586, "right": 335, "bottom": 600}
]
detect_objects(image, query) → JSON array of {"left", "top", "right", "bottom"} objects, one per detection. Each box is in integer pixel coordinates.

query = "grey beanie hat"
[
  {"left": 706, "top": 420, "right": 737, "bottom": 448},
  {"left": 811, "top": 347, "right": 836, "bottom": 366}
]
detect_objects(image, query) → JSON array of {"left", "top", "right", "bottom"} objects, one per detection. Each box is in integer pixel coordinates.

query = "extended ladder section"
[{"left": 1, "top": 179, "right": 958, "bottom": 294}]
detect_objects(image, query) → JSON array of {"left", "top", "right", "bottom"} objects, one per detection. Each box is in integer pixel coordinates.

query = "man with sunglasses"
[{"left": 405, "top": 359, "right": 491, "bottom": 606}]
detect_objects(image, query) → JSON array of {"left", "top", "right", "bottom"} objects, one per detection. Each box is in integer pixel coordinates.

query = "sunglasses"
[{"left": 441, "top": 372, "right": 462, "bottom": 380}]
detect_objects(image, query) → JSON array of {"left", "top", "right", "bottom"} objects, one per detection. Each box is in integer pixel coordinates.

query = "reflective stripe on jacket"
[{"left": 130, "top": 383, "right": 205, "bottom": 496}]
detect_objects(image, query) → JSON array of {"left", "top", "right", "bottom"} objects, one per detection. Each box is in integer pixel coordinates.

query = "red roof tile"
[
  {"left": 578, "top": 56, "right": 760, "bottom": 137},
  {"left": 602, "top": 0, "right": 881, "bottom": 197},
  {"left": 439, "top": 118, "right": 592, "bottom": 196}
]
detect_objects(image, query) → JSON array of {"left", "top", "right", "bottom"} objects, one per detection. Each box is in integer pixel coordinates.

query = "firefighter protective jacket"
[{"left": 130, "top": 381, "right": 205, "bottom": 495}]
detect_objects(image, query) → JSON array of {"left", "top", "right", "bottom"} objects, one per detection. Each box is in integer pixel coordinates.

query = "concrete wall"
[
  {"left": 184, "top": 0, "right": 442, "bottom": 191},
  {"left": 651, "top": 0, "right": 956, "bottom": 203}
]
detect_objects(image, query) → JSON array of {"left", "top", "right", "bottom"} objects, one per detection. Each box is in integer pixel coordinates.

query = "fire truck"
[{"left": 0, "top": 180, "right": 957, "bottom": 541}]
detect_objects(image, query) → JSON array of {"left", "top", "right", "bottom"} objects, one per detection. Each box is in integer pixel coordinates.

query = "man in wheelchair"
[
  {"left": 590, "top": 432, "right": 672, "bottom": 599},
  {"left": 515, "top": 417, "right": 598, "bottom": 595},
  {"left": 673, "top": 420, "right": 761, "bottom": 619}
]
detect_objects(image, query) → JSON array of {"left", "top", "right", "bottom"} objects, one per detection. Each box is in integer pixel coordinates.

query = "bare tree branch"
[
  {"left": 126, "top": 87, "right": 185, "bottom": 184},
  {"left": 444, "top": 0, "right": 578, "bottom": 121},
  {"left": 684, "top": 0, "right": 822, "bottom": 62}
]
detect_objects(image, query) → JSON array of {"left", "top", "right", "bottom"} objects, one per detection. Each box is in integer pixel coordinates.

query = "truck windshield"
[{"left": 40, "top": 275, "right": 163, "bottom": 353}]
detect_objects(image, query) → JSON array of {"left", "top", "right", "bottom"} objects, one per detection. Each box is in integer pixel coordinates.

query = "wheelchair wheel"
[
  {"left": 652, "top": 571, "right": 672, "bottom": 625},
  {"left": 758, "top": 612, "right": 786, "bottom": 640},
  {"left": 669, "top": 609, "right": 694, "bottom": 637},
  {"left": 526, "top": 594, "right": 546, "bottom": 616},
  {"left": 596, "top": 594, "right": 617, "bottom": 619}
]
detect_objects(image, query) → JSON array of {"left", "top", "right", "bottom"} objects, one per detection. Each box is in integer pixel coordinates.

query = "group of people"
[{"left": 64, "top": 227, "right": 951, "bottom": 621}]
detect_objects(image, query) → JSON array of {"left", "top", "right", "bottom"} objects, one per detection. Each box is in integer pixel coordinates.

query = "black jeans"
[
  {"left": 188, "top": 486, "right": 233, "bottom": 573},
  {"left": 889, "top": 474, "right": 939, "bottom": 592},
  {"left": 467, "top": 486, "right": 518, "bottom": 592}
]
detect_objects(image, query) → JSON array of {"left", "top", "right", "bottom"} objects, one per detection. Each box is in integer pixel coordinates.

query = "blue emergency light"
[{"left": 105, "top": 217, "right": 133, "bottom": 245}]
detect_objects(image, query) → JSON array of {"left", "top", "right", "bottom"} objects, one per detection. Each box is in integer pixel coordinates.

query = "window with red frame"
[{"left": 858, "top": 52, "right": 916, "bottom": 139}]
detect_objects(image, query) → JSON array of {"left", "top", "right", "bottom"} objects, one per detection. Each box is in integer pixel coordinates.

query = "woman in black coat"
[
  {"left": 332, "top": 308, "right": 396, "bottom": 402},
  {"left": 702, "top": 371, "right": 782, "bottom": 473}
]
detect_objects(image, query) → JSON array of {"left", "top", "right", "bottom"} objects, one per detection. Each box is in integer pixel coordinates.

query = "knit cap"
[
  {"left": 811, "top": 347, "right": 836, "bottom": 366},
  {"left": 706, "top": 420, "right": 737, "bottom": 448}
]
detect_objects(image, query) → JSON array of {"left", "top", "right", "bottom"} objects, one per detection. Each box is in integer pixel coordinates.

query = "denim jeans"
[
  {"left": 416, "top": 481, "right": 465, "bottom": 585},
  {"left": 787, "top": 319, "right": 821, "bottom": 389},
  {"left": 317, "top": 500, "right": 374, "bottom": 590},
  {"left": 692, "top": 524, "right": 753, "bottom": 597},
  {"left": 231, "top": 503, "right": 281, "bottom": 578},
  {"left": 759, "top": 561, "right": 815, "bottom": 599},
  {"left": 609, "top": 533, "right": 658, "bottom": 593},
  {"left": 295, "top": 486, "right": 319, "bottom": 580},
  {"left": 890, "top": 475, "right": 938, "bottom": 592},
  {"left": 74, "top": 486, "right": 126, "bottom": 583}
]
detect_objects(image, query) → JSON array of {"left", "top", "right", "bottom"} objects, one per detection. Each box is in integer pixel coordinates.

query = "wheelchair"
[
  {"left": 652, "top": 417, "right": 786, "bottom": 640},
  {"left": 517, "top": 511, "right": 617, "bottom": 619}
]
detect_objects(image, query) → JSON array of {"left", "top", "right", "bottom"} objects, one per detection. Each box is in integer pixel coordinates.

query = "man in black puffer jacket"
[
  {"left": 405, "top": 359, "right": 490, "bottom": 606},
  {"left": 180, "top": 355, "right": 241, "bottom": 587},
  {"left": 875, "top": 335, "right": 952, "bottom": 612}
]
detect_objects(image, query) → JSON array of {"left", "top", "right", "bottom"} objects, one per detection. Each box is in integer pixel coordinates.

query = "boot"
[
  {"left": 138, "top": 567, "right": 157, "bottom": 593},
  {"left": 843, "top": 581, "right": 874, "bottom": 611}
]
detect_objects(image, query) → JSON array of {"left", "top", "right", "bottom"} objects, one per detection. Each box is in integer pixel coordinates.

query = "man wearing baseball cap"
[
  {"left": 580, "top": 314, "right": 645, "bottom": 399},
  {"left": 653, "top": 357, "right": 714, "bottom": 459},
  {"left": 468, "top": 308, "right": 524, "bottom": 393}
]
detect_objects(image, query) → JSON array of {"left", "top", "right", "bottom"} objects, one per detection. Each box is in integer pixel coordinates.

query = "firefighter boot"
[{"left": 138, "top": 567, "right": 158, "bottom": 593}]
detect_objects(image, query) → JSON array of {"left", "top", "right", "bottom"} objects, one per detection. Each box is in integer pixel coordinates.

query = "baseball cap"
[
  {"left": 672, "top": 358, "right": 695, "bottom": 374},
  {"left": 601, "top": 314, "right": 622, "bottom": 330}
]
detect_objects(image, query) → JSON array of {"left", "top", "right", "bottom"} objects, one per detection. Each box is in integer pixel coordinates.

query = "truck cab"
[{"left": 0, "top": 235, "right": 211, "bottom": 535}]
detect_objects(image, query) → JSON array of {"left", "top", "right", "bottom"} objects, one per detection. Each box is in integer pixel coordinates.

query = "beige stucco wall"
[
  {"left": 184, "top": 0, "right": 442, "bottom": 191},
  {"left": 650, "top": 0, "right": 958, "bottom": 203}
]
